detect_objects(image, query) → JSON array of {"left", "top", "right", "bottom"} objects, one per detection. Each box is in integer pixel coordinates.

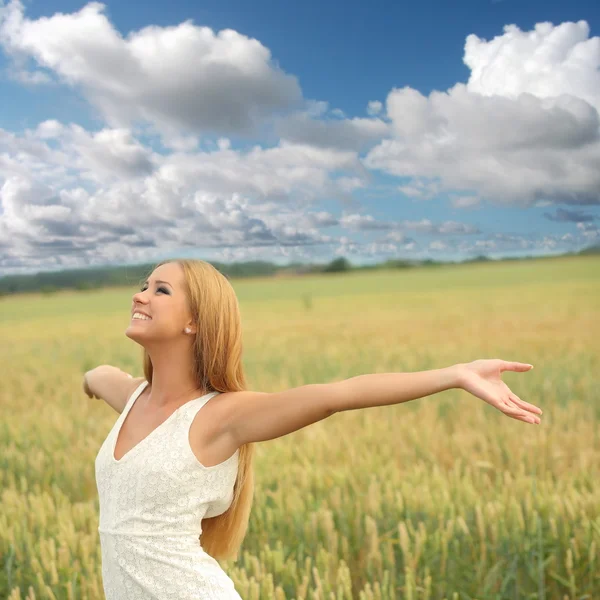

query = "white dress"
[{"left": 95, "top": 381, "right": 243, "bottom": 599}]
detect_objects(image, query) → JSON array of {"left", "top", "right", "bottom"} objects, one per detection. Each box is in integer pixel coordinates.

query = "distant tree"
[
  {"left": 464, "top": 254, "right": 491, "bottom": 263},
  {"left": 322, "top": 257, "right": 351, "bottom": 272},
  {"left": 579, "top": 244, "right": 600, "bottom": 255},
  {"left": 40, "top": 285, "right": 58, "bottom": 295},
  {"left": 383, "top": 259, "right": 413, "bottom": 269}
]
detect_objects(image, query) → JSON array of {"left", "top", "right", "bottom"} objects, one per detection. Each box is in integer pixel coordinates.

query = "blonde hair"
[{"left": 139, "top": 258, "right": 255, "bottom": 561}]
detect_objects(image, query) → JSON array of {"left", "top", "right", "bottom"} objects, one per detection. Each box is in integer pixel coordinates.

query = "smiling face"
[{"left": 126, "top": 262, "right": 195, "bottom": 344}]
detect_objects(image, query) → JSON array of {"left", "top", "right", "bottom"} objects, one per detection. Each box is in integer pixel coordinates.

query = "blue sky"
[{"left": 0, "top": 0, "right": 599, "bottom": 275}]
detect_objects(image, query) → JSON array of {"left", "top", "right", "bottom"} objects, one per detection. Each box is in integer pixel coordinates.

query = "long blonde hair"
[{"left": 139, "top": 258, "right": 255, "bottom": 561}]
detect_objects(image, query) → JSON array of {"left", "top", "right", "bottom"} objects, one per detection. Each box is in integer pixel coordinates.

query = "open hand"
[{"left": 457, "top": 359, "right": 542, "bottom": 424}]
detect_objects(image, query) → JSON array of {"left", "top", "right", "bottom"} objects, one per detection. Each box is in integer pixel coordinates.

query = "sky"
[{"left": 0, "top": 0, "right": 599, "bottom": 276}]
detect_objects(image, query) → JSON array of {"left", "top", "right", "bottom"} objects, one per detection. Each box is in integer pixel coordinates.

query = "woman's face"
[{"left": 126, "top": 262, "right": 193, "bottom": 344}]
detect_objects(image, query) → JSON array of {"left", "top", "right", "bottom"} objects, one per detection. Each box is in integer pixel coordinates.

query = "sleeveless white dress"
[{"left": 94, "top": 381, "right": 243, "bottom": 599}]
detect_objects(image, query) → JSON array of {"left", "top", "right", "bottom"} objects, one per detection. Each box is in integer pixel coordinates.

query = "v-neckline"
[{"left": 111, "top": 381, "right": 214, "bottom": 464}]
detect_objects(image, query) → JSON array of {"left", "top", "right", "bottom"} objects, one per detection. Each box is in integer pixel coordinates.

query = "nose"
[{"left": 132, "top": 289, "right": 148, "bottom": 305}]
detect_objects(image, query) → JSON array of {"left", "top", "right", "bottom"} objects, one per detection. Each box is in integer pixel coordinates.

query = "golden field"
[{"left": 1, "top": 255, "right": 598, "bottom": 600}]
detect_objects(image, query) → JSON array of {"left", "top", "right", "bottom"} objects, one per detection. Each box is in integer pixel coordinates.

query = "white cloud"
[
  {"left": 382, "top": 218, "right": 480, "bottom": 236},
  {"left": 276, "top": 112, "right": 389, "bottom": 151},
  {"left": 367, "top": 101, "right": 383, "bottom": 116},
  {"left": 70, "top": 125, "right": 156, "bottom": 181},
  {"left": 0, "top": 123, "right": 370, "bottom": 272},
  {"left": 365, "top": 20, "right": 600, "bottom": 208},
  {"left": 1, "top": 8, "right": 599, "bottom": 273},
  {"left": 464, "top": 21, "right": 600, "bottom": 111},
  {"left": 398, "top": 178, "right": 443, "bottom": 200},
  {"left": 0, "top": 0, "right": 302, "bottom": 138},
  {"left": 34, "top": 119, "right": 64, "bottom": 139},
  {"left": 429, "top": 240, "right": 449, "bottom": 251},
  {"left": 9, "top": 67, "right": 53, "bottom": 85},
  {"left": 450, "top": 195, "right": 481, "bottom": 209},
  {"left": 339, "top": 212, "right": 392, "bottom": 231}
]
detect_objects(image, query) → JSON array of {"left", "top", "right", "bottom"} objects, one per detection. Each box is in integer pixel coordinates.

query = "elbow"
[{"left": 325, "top": 381, "right": 351, "bottom": 415}]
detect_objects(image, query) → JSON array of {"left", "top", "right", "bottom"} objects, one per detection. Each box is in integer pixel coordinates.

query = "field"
[{"left": 1, "top": 255, "right": 598, "bottom": 600}]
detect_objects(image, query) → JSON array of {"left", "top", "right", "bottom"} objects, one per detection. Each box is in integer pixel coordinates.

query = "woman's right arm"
[{"left": 84, "top": 365, "right": 145, "bottom": 414}]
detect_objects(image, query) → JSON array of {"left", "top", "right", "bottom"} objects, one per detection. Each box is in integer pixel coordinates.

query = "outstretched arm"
[{"left": 224, "top": 359, "right": 542, "bottom": 448}]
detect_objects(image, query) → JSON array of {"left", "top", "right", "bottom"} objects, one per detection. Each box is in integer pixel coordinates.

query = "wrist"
[{"left": 450, "top": 363, "right": 467, "bottom": 389}]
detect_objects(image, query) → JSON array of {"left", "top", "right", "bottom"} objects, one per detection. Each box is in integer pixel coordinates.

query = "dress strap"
[
  {"left": 124, "top": 380, "right": 149, "bottom": 413},
  {"left": 180, "top": 391, "right": 221, "bottom": 419}
]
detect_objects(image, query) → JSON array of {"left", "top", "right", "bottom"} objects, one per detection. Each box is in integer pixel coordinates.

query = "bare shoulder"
[
  {"left": 125, "top": 376, "right": 148, "bottom": 402},
  {"left": 216, "top": 390, "right": 269, "bottom": 425},
  {"left": 91, "top": 365, "right": 146, "bottom": 414},
  {"left": 188, "top": 390, "right": 267, "bottom": 468},
  {"left": 190, "top": 390, "right": 267, "bottom": 446}
]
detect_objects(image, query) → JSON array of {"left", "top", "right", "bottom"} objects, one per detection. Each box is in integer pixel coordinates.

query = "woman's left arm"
[
  {"left": 332, "top": 360, "right": 541, "bottom": 423},
  {"left": 224, "top": 359, "right": 542, "bottom": 448}
]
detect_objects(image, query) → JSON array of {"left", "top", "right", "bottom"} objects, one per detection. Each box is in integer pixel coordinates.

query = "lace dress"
[{"left": 95, "top": 381, "right": 243, "bottom": 599}]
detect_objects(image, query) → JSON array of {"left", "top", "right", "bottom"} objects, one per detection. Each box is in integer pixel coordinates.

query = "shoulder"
[
  {"left": 189, "top": 390, "right": 268, "bottom": 463},
  {"left": 212, "top": 389, "right": 267, "bottom": 415},
  {"left": 208, "top": 390, "right": 269, "bottom": 437},
  {"left": 127, "top": 377, "right": 148, "bottom": 399}
]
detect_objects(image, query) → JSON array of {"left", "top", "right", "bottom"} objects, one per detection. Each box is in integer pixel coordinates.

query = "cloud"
[
  {"left": 339, "top": 212, "right": 393, "bottom": 231},
  {"left": 276, "top": 112, "right": 389, "bottom": 151},
  {"left": 365, "top": 20, "right": 600, "bottom": 208},
  {"left": 70, "top": 125, "right": 156, "bottom": 181},
  {"left": 1, "top": 7, "right": 599, "bottom": 273},
  {"left": 0, "top": 122, "right": 374, "bottom": 271},
  {"left": 543, "top": 208, "right": 597, "bottom": 223},
  {"left": 0, "top": 1, "right": 303, "bottom": 138},
  {"left": 384, "top": 218, "right": 480, "bottom": 236},
  {"left": 464, "top": 21, "right": 600, "bottom": 111},
  {"left": 450, "top": 195, "right": 481, "bottom": 209},
  {"left": 367, "top": 101, "right": 383, "bottom": 116}
]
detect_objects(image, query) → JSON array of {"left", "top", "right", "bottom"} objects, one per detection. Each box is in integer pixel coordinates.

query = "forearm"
[{"left": 332, "top": 364, "right": 464, "bottom": 413}]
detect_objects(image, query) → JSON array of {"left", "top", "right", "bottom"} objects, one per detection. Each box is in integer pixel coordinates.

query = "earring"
[{"left": 185, "top": 327, "right": 191, "bottom": 334}]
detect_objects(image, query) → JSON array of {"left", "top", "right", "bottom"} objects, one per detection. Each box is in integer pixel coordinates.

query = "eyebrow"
[{"left": 144, "top": 279, "right": 172, "bottom": 288}]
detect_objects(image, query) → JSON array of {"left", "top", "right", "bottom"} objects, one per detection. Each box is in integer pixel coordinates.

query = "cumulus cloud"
[
  {"left": 1, "top": 6, "right": 599, "bottom": 274},
  {"left": 464, "top": 21, "right": 600, "bottom": 111},
  {"left": 0, "top": 123, "right": 371, "bottom": 271},
  {"left": 276, "top": 112, "right": 389, "bottom": 151},
  {"left": 366, "top": 20, "right": 600, "bottom": 208},
  {"left": 0, "top": 0, "right": 302, "bottom": 138}
]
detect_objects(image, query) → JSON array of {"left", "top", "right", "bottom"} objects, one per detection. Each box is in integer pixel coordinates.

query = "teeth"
[{"left": 133, "top": 313, "right": 151, "bottom": 320}]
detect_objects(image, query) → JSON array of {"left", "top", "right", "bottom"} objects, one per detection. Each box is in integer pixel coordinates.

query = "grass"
[{"left": 0, "top": 255, "right": 598, "bottom": 599}]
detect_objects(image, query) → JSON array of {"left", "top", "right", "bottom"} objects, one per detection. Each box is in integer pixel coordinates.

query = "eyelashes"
[{"left": 140, "top": 286, "right": 168, "bottom": 294}]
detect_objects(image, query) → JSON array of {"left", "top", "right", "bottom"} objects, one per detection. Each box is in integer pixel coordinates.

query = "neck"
[{"left": 144, "top": 343, "right": 207, "bottom": 409}]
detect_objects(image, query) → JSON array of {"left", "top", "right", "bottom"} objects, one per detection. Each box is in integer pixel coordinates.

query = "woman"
[{"left": 85, "top": 258, "right": 542, "bottom": 599}]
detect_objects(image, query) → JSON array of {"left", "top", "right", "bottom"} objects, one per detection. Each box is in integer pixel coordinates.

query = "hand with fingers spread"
[{"left": 457, "top": 359, "right": 542, "bottom": 424}]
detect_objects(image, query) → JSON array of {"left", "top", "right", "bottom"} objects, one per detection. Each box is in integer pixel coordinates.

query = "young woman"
[{"left": 84, "top": 258, "right": 542, "bottom": 599}]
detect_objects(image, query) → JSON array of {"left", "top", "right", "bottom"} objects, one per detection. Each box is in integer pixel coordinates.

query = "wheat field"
[{"left": 1, "top": 255, "right": 598, "bottom": 600}]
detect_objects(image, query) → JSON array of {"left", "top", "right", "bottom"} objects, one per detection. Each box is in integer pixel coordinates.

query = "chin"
[{"left": 125, "top": 327, "right": 143, "bottom": 344}]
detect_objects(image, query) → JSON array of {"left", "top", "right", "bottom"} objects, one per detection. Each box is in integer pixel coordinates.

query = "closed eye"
[{"left": 140, "top": 286, "right": 169, "bottom": 294}]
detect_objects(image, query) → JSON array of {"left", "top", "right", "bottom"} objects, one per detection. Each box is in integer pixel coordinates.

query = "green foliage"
[
  {"left": 322, "top": 256, "right": 352, "bottom": 272},
  {"left": 4, "top": 251, "right": 590, "bottom": 297}
]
